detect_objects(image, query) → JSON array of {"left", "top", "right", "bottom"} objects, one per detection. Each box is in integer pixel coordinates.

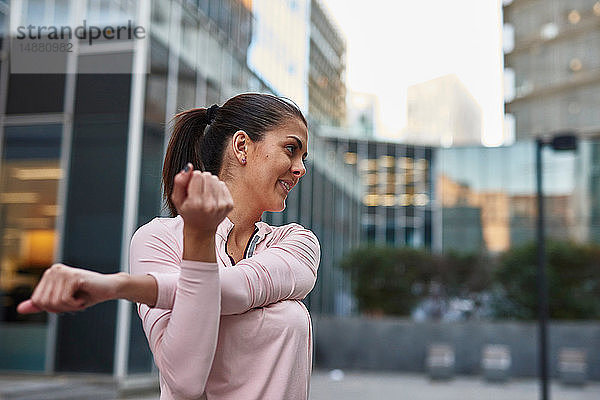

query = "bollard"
[
  {"left": 481, "top": 344, "right": 511, "bottom": 382},
  {"left": 558, "top": 348, "right": 586, "bottom": 386},
  {"left": 426, "top": 343, "right": 455, "bottom": 380}
]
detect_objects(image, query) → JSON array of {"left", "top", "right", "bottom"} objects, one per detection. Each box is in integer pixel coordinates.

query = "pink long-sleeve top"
[{"left": 129, "top": 215, "right": 320, "bottom": 400}]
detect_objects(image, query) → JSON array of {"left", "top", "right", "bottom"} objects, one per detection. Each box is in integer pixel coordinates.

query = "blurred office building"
[
  {"left": 503, "top": 0, "right": 600, "bottom": 138},
  {"left": 438, "top": 141, "right": 582, "bottom": 253},
  {"left": 345, "top": 91, "right": 380, "bottom": 138},
  {"left": 247, "top": 0, "right": 310, "bottom": 112},
  {"left": 503, "top": 0, "right": 600, "bottom": 242},
  {"left": 247, "top": 0, "right": 347, "bottom": 126},
  {"left": 308, "top": 0, "right": 346, "bottom": 126},
  {"left": 311, "top": 127, "right": 434, "bottom": 247},
  {"left": 402, "top": 74, "right": 483, "bottom": 147},
  {"left": 0, "top": 0, "right": 284, "bottom": 378}
]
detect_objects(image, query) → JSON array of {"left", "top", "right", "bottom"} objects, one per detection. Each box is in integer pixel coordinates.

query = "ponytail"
[{"left": 162, "top": 108, "right": 209, "bottom": 217}]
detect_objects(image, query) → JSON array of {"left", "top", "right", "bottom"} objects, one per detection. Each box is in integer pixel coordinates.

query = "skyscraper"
[
  {"left": 503, "top": 0, "right": 600, "bottom": 241},
  {"left": 308, "top": 0, "right": 347, "bottom": 126},
  {"left": 403, "top": 74, "right": 483, "bottom": 147},
  {"left": 346, "top": 91, "right": 380, "bottom": 138},
  {"left": 247, "top": 0, "right": 311, "bottom": 112},
  {"left": 503, "top": 0, "right": 600, "bottom": 139}
]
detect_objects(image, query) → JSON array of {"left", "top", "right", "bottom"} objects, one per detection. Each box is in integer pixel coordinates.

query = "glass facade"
[
  {"left": 308, "top": 0, "right": 346, "bottom": 126},
  {"left": 438, "top": 140, "right": 599, "bottom": 253},
  {"left": 502, "top": 0, "right": 600, "bottom": 247},
  {"left": 248, "top": 0, "right": 310, "bottom": 111},
  {"left": 0, "top": 124, "right": 62, "bottom": 371},
  {"left": 0, "top": 0, "right": 273, "bottom": 374}
]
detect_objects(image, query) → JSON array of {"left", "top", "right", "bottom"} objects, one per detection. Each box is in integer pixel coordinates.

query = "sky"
[{"left": 322, "top": 0, "right": 505, "bottom": 146}]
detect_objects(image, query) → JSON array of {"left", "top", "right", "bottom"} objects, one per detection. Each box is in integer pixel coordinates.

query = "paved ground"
[
  {"left": 2, "top": 370, "right": 600, "bottom": 399},
  {"left": 309, "top": 370, "right": 600, "bottom": 400}
]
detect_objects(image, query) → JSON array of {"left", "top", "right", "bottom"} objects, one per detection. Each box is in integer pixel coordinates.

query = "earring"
[{"left": 241, "top": 157, "right": 246, "bottom": 164}]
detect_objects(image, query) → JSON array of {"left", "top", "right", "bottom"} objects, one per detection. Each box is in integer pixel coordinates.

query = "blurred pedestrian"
[{"left": 18, "top": 93, "right": 320, "bottom": 400}]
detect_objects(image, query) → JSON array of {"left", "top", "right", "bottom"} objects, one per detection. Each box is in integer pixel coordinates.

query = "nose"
[{"left": 292, "top": 158, "right": 306, "bottom": 178}]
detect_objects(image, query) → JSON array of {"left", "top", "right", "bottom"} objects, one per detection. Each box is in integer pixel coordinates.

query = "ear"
[{"left": 231, "top": 130, "right": 250, "bottom": 165}]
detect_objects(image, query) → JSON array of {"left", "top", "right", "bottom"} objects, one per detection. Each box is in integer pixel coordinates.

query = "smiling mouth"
[{"left": 278, "top": 180, "right": 291, "bottom": 193}]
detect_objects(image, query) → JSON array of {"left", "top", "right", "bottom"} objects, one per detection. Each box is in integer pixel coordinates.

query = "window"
[{"left": 0, "top": 124, "right": 62, "bottom": 371}]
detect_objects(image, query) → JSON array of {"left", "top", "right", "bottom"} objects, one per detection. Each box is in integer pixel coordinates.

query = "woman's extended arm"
[{"left": 17, "top": 222, "right": 320, "bottom": 317}]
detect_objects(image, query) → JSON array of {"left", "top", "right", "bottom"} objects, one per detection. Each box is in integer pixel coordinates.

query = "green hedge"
[
  {"left": 339, "top": 244, "right": 491, "bottom": 316},
  {"left": 339, "top": 241, "right": 600, "bottom": 320},
  {"left": 492, "top": 241, "right": 600, "bottom": 320}
]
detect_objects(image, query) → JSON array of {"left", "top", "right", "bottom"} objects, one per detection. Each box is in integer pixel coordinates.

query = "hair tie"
[{"left": 207, "top": 104, "right": 219, "bottom": 124}]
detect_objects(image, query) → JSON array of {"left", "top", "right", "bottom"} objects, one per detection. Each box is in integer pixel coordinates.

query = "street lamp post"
[{"left": 535, "top": 133, "right": 578, "bottom": 400}]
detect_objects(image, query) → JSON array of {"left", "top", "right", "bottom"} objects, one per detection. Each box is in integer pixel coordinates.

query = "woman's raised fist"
[{"left": 170, "top": 164, "right": 234, "bottom": 234}]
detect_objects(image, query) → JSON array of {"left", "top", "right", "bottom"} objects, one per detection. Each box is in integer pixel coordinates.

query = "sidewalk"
[
  {"left": 309, "top": 370, "right": 600, "bottom": 400},
  {"left": 1, "top": 370, "right": 600, "bottom": 399},
  {"left": 0, "top": 374, "right": 157, "bottom": 400}
]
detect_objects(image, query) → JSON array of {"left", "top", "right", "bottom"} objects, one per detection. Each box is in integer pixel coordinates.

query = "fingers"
[
  {"left": 16, "top": 299, "right": 41, "bottom": 314},
  {"left": 25, "top": 264, "right": 87, "bottom": 314},
  {"left": 171, "top": 163, "right": 194, "bottom": 210},
  {"left": 186, "top": 172, "right": 226, "bottom": 210},
  {"left": 31, "top": 267, "right": 59, "bottom": 313},
  {"left": 47, "top": 271, "right": 67, "bottom": 312},
  {"left": 54, "top": 275, "right": 85, "bottom": 312},
  {"left": 63, "top": 279, "right": 87, "bottom": 310},
  {"left": 176, "top": 170, "right": 234, "bottom": 232},
  {"left": 205, "top": 174, "right": 231, "bottom": 210},
  {"left": 186, "top": 170, "right": 207, "bottom": 199},
  {"left": 219, "top": 181, "right": 234, "bottom": 212}
]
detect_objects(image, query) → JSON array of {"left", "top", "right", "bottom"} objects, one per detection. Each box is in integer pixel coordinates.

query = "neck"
[
  {"left": 225, "top": 182, "right": 263, "bottom": 246},
  {"left": 226, "top": 207, "right": 261, "bottom": 248},
  {"left": 227, "top": 207, "right": 261, "bottom": 231}
]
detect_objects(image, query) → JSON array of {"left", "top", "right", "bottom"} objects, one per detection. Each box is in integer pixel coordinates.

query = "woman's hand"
[
  {"left": 171, "top": 164, "right": 233, "bottom": 262},
  {"left": 171, "top": 164, "right": 234, "bottom": 235},
  {"left": 17, "top": 263, "right": 123, "bottom": 314}
]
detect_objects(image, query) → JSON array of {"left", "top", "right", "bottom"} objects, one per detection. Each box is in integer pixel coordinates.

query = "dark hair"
[{"left": 162, "top": 93, "right": 307, "bottom": 216}]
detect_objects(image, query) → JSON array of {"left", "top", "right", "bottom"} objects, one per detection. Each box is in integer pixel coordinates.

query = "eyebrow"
[{"left": 287, "top": 135, "right": 309, "bottom": 159}]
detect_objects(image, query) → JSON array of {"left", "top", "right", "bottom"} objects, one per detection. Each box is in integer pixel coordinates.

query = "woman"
[{"left": 18, "top": 93, "right": 321, "bottom": 400}]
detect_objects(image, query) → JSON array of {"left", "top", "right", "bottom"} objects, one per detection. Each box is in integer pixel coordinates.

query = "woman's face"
[{"left": 246, "top": 117, "right": 308, "bottom": 213}]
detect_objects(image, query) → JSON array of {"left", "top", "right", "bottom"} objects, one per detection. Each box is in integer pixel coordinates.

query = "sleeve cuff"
[
  {"left": 180, "top": 259, "right": 219, "bottom": 271},
  {"left": 147, "top": 261, "right": 218, "bottom": 309},
  {"left": 147, "top": 272, "right": 178, "bottom": 309}
]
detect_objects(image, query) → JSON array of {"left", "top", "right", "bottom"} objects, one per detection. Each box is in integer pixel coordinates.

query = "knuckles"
[
  {"left": 34, "top": 263, "right": 79, "bottom": 312},
  {"left": 44, "top": 263, "right": 72, "bottom": 279},
  {"left": 174, "top": 170, "right": 233, "bottom": 222}
]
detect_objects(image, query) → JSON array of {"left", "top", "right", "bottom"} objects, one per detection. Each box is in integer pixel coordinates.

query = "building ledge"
[
  {"left": 505, "top": 16, "right": 600, "bottom": 56},
  {"left": 506, "top": 68, "right": 600, "bottom": 105}
]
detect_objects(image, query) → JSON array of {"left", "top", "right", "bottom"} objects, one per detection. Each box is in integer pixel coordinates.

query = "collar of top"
[{"left": 216, "top": 216, "right": 273, "bottom": 242}]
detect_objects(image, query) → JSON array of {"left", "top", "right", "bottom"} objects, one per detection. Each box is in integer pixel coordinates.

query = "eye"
[{"left": 285, "top": 144, "right": 296, "bottom": 154}]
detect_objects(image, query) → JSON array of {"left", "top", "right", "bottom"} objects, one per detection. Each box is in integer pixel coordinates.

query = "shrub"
[{"left": 491, "top": 241, "right": 600, "bottom": 320}]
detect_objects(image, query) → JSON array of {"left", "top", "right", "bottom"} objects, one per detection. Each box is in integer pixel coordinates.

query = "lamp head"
[{"left": 550, "top": 133, "right": 578, "bottom": 151}]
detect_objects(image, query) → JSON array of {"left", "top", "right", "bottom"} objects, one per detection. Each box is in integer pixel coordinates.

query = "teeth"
[{"left": 280, "top": 180, "right": 290, "bottom": 191}]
